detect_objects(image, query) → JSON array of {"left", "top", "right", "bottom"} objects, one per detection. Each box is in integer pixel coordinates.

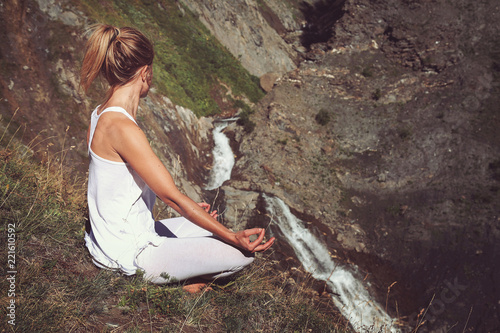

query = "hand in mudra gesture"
[
  {"left": 198, "top": 202, "right": 274, "bottom": 253},
  {"left": 235, "top": 228, "right": 275, "bottom": 253}
]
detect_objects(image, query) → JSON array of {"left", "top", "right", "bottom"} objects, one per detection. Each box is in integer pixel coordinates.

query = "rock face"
[
  {"left": 180, "top": 0, "right": 299, "bottom": 77},
  {"left": 224, "top": 0, "right": 500, "bottom": 331}
]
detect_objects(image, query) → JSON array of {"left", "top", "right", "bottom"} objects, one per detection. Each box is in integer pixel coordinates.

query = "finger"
[
  {"left": 252, "top": 237, "right": 275, "bottom": 253},
  {"left": 197, "top": 202, "right": 210, "bottom": 212},
  {"left": 252, "top": 239, "right": 275, "bottom": 253},
  {"left": 243, "top": 228, "right": 265, "bottom": 237},
  {"left": 248, "top": 229, "right": 266, "bottom": 248}
]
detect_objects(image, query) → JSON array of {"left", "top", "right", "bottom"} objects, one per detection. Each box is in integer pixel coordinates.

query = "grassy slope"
[
  {"left": 0, "top": 130, "right": 349, "bottom": 332},
  {"left": 74, "top": 0, "right": 264, "bottom": 117}
]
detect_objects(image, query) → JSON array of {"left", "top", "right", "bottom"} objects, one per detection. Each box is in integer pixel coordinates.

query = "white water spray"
[
  {"left": 205, "top": 122, "right": 235, "bottom": 190},
  {"left": 264, "top": 195, "right": 400, "bottom": 333}
]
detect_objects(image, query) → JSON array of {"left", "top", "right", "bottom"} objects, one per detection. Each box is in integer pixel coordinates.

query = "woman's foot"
[{"left": 182, "top": 282, "right": 212, "bottom": 293}]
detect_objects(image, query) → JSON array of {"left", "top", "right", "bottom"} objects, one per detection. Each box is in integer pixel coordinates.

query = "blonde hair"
[{"left": 80, "top": 24, "right": 154, "bottom": 98}]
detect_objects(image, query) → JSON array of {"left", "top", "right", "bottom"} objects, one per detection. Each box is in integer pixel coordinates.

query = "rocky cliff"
[
  {"left": 180, "top": 0, "right": 300, "bottom": 77},
  {"left": 221, "top": 0, "right": 500, "bottom": 331}
]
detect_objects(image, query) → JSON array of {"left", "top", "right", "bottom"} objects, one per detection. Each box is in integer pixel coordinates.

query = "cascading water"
[
  {"left": 204, "top": 121, "right": 399, "bottom": 331},
  {"left": 205, "top": 122, "right": 235, "bottom": 190},
  {"left": 264, "top": 194, "right": 400, "bottom": 333}
]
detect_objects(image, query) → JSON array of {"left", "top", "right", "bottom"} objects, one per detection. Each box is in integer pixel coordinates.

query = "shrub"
[
  {"left": 315, "top": 108, "right": 331, "bottom": 126},
  {"left": 237, "top": 110, "right": 256, "bottom": 133}
]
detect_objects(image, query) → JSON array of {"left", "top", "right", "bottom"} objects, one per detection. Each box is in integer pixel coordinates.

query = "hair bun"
[
  {"left": 80, "top": 24, "right": 154, "bottom": 94},
  {"left": 110, "top": 27, "right": 120, "bottom": 44}
]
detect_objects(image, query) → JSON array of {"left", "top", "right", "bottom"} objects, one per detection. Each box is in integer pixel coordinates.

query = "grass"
[{"left": 0, "top": 120, "right": 351, "bottom": 332}]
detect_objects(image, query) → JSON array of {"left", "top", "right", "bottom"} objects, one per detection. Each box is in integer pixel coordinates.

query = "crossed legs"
[{"left": 135, "top": 217, "right": 254, "bottom": 284}]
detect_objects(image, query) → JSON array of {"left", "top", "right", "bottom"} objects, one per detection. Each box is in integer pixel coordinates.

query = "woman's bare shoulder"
[
  {"left": 91, "top": 111, "right": 142, "bottom": 161},
  {"left": 97, "top": 111, "right": 138, "bottom": 133}
]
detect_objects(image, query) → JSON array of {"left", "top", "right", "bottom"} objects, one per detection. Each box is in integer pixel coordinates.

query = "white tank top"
[{"left": 84, "top": 106, "right": 164, "bottom": 275}]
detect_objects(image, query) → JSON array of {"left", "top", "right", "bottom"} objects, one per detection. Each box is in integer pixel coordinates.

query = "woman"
[{"left": 80, "top": 24, "right": 274, "bottom": 291}]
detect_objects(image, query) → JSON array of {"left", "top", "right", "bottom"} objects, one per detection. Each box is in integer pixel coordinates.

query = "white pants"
[{"left": 135, "top": 217, "right": 254, "bottom": 284}]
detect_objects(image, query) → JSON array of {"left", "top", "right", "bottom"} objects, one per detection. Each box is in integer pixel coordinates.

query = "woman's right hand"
[
  {"left": 233, "top": 228, "right": 275, "bottom": 253},
  {"left": 197, "top": 202, "right": 218, "bottom": 220}
]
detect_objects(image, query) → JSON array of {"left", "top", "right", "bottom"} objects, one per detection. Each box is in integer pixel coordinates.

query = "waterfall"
[
  {"left": 203, "top": 120, "right": 399, "bottom": 332},
  {"left": 205, "top": 122, "right": 235, "bottom": 190},
  {"left": 264, "top": 195, "right": 400, "bottom": 333}
]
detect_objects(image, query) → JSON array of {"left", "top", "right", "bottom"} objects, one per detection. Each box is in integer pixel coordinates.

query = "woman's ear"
[{"left": 140, "top": 65, "right": 149, "bottom": 81}]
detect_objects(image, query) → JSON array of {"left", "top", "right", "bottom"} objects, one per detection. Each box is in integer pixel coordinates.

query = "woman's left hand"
[
  {"left": 198, "top": 204, "right": 275, "bottom": 253},
  {"left": 234, "top": 228, "right": 275, "bottom": 253}
]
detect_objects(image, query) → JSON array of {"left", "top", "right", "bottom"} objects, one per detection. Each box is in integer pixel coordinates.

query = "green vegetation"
[
  {"left": 361, "top": 66, "right": 374, "bottom": 78},
  {"left": 236, "top": 101, "right": 257, "bottom": 133},
  {"left": 0, "top": 124, "right": 350, "bottom": 332},
  {"left": 315, "top": 108, "right": 331, "bottom": 126},
  {"left": 372, "top": 88, "right": 382, "bottom": 101},
  {"left": 277, "top": 138, "right": 288, "bottom": 145},
  {"left": 73, "top": 0, "right": 264, "bottom": 117}
]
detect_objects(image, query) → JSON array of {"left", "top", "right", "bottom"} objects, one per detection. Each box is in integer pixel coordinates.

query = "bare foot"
[{"left": 182, "top": 282, "right": 212, "bottom": 294}]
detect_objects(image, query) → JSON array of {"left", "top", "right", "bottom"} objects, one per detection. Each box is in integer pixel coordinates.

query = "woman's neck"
[{"left": 101, "top": 82, "right": 142, "bottom": 119}]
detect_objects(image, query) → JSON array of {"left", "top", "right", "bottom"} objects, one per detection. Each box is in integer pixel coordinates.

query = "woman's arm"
[{"left": 112, "top": 119, "right": 274, "bottom": 253}]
